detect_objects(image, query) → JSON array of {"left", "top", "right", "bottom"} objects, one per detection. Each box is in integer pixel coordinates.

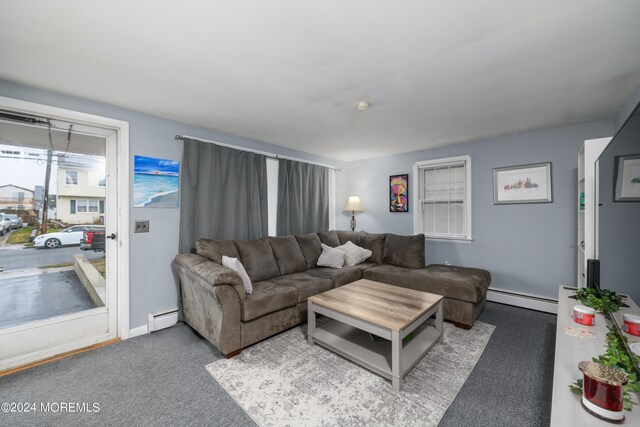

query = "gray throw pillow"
[
  {"left": 382, "top": 233, "right": 426, "bottom": 269},
  {"left": 336, "top": 241, "right": 372, "bottom": 266},
  {"left": 221, "top": 256, "right": 253, "bottom": 294},
  {"left": 317, "top": 243, "right": 346, "bottom": 269}
]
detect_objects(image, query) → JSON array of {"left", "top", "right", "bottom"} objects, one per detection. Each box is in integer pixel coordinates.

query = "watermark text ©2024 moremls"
[{"left": 1, "top": 402, "right": 100, "bottom": 413}]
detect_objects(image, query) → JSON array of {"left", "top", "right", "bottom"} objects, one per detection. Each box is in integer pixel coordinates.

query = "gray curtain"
[
  {"left": 179, "top": 138, "right": 268, "bottom": 253},
  {"left": 277, "top": 159, "right": 329, "bottom": 235}
]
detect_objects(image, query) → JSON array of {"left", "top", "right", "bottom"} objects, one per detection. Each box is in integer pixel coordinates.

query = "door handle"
[{"left": 107, "top": 233, "right": 117, "bottom": 240}]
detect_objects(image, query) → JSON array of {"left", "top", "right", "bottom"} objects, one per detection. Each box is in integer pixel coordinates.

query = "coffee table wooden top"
[{"left": 308, "top": 279, "right": 442, "bottom": 331}]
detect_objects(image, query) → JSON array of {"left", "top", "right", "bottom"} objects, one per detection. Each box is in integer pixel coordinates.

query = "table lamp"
[{"left": 343, "top": 196, "right": 363, "bottom": 231}]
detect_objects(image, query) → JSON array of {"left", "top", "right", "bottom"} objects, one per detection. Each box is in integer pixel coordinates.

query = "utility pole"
[{"left": 41, "top": 149, "right": 53, "bottom": 235}]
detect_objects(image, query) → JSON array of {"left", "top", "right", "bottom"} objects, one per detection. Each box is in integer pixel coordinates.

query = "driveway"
[
  {"left": 0, "top": 268, "right": 96, "bottom": 329},
  {"left": 0, "top": 246, "right": 104, "bottom": 271}
]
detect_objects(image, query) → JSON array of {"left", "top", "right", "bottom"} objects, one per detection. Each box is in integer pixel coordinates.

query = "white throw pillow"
[
  {"left": 222, "top": 256, "right": 253, "bottom": 295},
  {"left": 317, "top": 243, "right": 346, "bottom": 269},
  {"left": 337, "top": 241, "right": 372, "bottom": 266}
]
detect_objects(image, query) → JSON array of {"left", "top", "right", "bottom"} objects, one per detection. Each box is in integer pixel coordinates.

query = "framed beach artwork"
[
  {"left": 493, "top": 162, "right": 552, "bottom": 204},
  {"left": 133, "top": 155, "right": 180, "bottom": 208},
  {"left": 614, "top": 154, "right": 640, "bottom": 202},
  {"left": 389, "top": 174, "right": 409, "bottom": 212}
]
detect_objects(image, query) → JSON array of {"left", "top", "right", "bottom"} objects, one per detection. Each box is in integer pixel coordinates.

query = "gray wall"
[
  {"left": 0, "top": 80, "right": 339, "bottom": 329},
  {"left": 598, "top": 101, "right": 640, "bottom": 302},
  {"left": 335, "top": 121, "right": 614, "bottom": 300},
  {"left": 614, "top": 84, "right": 640, "bottom": 133}
]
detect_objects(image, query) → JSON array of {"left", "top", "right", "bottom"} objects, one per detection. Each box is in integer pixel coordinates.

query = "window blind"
[{"left": 418, "top": 160, "right": 468, "bottom": 238}]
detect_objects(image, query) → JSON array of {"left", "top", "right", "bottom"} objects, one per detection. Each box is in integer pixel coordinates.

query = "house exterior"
[
  {"left": 56, "top": 155, "right": 106, "bottom": 225},
  {"left": 0, "top": 184, "right": 35, "bottom": 210}
]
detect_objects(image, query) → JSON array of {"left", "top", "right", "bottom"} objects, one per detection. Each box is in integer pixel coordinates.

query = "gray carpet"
[{"left": 0, "top": 302, "right": 556, "bottom": 426}]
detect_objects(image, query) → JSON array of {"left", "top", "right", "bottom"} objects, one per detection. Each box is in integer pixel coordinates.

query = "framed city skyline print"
[
  {"left": 493, "top": 162, "right": 552, "bottom": 204},
  {"left": 389, "top": 174, "right": 409, "bottom": 212},
  {"left": 614, "top": 154, "right": 640, "bottom": 202}
]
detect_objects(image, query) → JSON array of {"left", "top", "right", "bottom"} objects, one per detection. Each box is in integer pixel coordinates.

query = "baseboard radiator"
[
  {"left": 487, "top": 288, "right": 558, "bottom": 314},
  {"left": 147, "top": 309, "right": 179, "bottom": 333}
]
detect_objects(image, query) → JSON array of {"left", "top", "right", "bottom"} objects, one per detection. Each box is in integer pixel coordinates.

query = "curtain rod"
[{"left": 175, "top": 134, "right": 339, "bottom": 171}]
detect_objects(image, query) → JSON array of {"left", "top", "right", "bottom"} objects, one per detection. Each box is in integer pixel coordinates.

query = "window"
[
  {"left": 413, "top": 155, "right": 472, "bottom": 241},
  {"left": 76, "top": 200, "right": 88, "bottom": 213},
  {"left": 98, "top": 176, "right": 106, "bottom": 187},
  {"left": 65, "top": 170, "right": 78, "bottom": 185},
  {"left": 71, "top": 199, "right": 99, "bottom": 214}
]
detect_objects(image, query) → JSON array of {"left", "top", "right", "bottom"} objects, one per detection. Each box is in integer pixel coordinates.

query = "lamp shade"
[{"left": 344, "top": 196, "right": 364, "bottom": 212}]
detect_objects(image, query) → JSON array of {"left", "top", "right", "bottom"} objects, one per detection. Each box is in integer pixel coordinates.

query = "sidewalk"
[{"left": 0, "top": 267, "right": 96, "bottom": 329}]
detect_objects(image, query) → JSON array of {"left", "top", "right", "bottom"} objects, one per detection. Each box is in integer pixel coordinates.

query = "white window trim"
[
  {"left": 65, "top": 170, "right": 79, "bottom": 186},
  {"left": 413, "top": 155, "right": 472, "bottom": 242}
]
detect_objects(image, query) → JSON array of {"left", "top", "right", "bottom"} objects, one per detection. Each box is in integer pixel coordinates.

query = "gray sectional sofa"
[{"left": 172, "top": 230, "right": 491, "bottom": 357}]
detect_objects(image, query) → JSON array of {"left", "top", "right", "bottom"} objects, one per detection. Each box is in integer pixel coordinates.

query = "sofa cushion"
[
  {"left": 357, "top": 232, "right": 386, "bottom": 264},
  {"left": 307, "top": 262, "right": 376, "bottom": 287},
  {"left": 317, "top": 230, "right": 340, "bottom": 247},
  {"left": 241, "top": 281, "right": 298, "bottom": 321},
  {"left": 234, "top": 239, "right": 281, "bottom": 282},
  {"left": 270, "top": 272, "right": 334, "bottom": 303},
  {"left": 363, "top": 264, "right": 490, "bottom": 304},
  {"left": 268, "top": 236, "right": 307, "bottom": 275},
  {"left": 196, "top": 239, "right": 239, "bottom": 264},
  {"left": 336, "top": 230, "right": 361, "bottom": 245},
  {"left": 382, "top": 233, "right": 425, "bottom": 269},
  {"left": 295, "top": 233, "right": 323, "bottom": 269}
]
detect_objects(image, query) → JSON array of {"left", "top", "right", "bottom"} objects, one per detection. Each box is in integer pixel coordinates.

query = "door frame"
[{"left": 0, "top": 95, "right": 130, "bottom": 367}]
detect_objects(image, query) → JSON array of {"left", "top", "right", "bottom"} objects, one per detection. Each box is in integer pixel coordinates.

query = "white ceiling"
[{"left": 1, "top": 1, "right": 639, "bottom": 161}]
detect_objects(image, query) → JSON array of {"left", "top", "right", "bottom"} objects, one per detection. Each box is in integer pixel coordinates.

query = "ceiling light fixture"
[{"left": 356, "top": 101, "right": 370, "bottom": 111}]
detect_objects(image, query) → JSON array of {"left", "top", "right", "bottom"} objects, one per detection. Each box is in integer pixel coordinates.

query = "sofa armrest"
[
  {"left": 172, "top": 253, "right": 244, "bottom": 355},
  {"left": 173, "top": 253, "right": 246, "bottom": 300}
]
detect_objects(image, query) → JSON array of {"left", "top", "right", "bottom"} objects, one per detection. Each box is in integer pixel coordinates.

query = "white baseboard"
[
  {"left": 147, "top": 309, "right": 179, "bottom": 333},
  {"left": 128, "top": 324, "right": 148, "bottom": 339},
  {"left": 487, "top": 288, "right": 558, "bottom": 314}
]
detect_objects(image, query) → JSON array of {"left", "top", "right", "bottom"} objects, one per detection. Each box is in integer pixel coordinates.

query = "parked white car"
[
  {"left": 0, "top": 213, "right": 11, "bottom": 236},
  {"left": 5, "top": 214, "right": 22, "bottom": 229},
  {"left": 33, "top": 225, "right": 105, "bottom": 249}
]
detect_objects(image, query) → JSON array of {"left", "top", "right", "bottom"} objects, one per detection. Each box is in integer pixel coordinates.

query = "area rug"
[{"left": 206, "top": 320, "right": 495, "bottom": 427}]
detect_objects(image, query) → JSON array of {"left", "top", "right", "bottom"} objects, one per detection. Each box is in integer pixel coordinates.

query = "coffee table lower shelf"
[{"left": 310, "top": 318, "right": 441, "bottom": 386}]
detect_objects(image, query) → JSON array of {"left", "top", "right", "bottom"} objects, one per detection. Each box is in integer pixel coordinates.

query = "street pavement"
[{"left": 0, "top": 245, "right": 104, "bottom": 271}]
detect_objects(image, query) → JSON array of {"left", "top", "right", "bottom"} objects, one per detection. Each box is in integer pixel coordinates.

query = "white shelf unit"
[{"left": 577, "top": 138, "right": 611, "bottom": 287}]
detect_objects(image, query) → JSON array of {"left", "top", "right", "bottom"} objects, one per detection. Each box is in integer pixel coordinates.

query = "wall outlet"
[{"left": 135, "top": 220, "right": 149, "bottom": 233}]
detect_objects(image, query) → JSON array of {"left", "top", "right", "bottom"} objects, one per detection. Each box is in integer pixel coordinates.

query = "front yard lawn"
[
  {"left": 6, "top": 226, "right": 35, "bottom": 244},
  {"left": 7, "top": 227, "right": 65, "bottom": 245}
]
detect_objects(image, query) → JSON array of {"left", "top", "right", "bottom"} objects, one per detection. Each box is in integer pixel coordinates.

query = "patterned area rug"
[{"left": 206, "top": 320, "right": 495, "bottom": 427}]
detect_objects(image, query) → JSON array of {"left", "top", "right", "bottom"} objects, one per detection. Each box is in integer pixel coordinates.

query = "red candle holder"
[
  {"left": 573, "top": 304, "right": 595, "bottom": 326},
  {"left": 578, "top": 361, "right": 629, "bottom": 423},
  {"left": 623, "top": 314, "right": 640, "bottom": 336}
]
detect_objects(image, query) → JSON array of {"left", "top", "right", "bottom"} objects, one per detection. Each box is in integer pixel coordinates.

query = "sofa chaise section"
[{"left": 363, "top": 263, "right": 491, "bottom": 328}]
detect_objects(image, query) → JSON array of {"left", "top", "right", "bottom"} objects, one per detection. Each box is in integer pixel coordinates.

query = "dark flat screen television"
[{"left": 592, "top": 98, "right": 640, "bottom": 375}]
